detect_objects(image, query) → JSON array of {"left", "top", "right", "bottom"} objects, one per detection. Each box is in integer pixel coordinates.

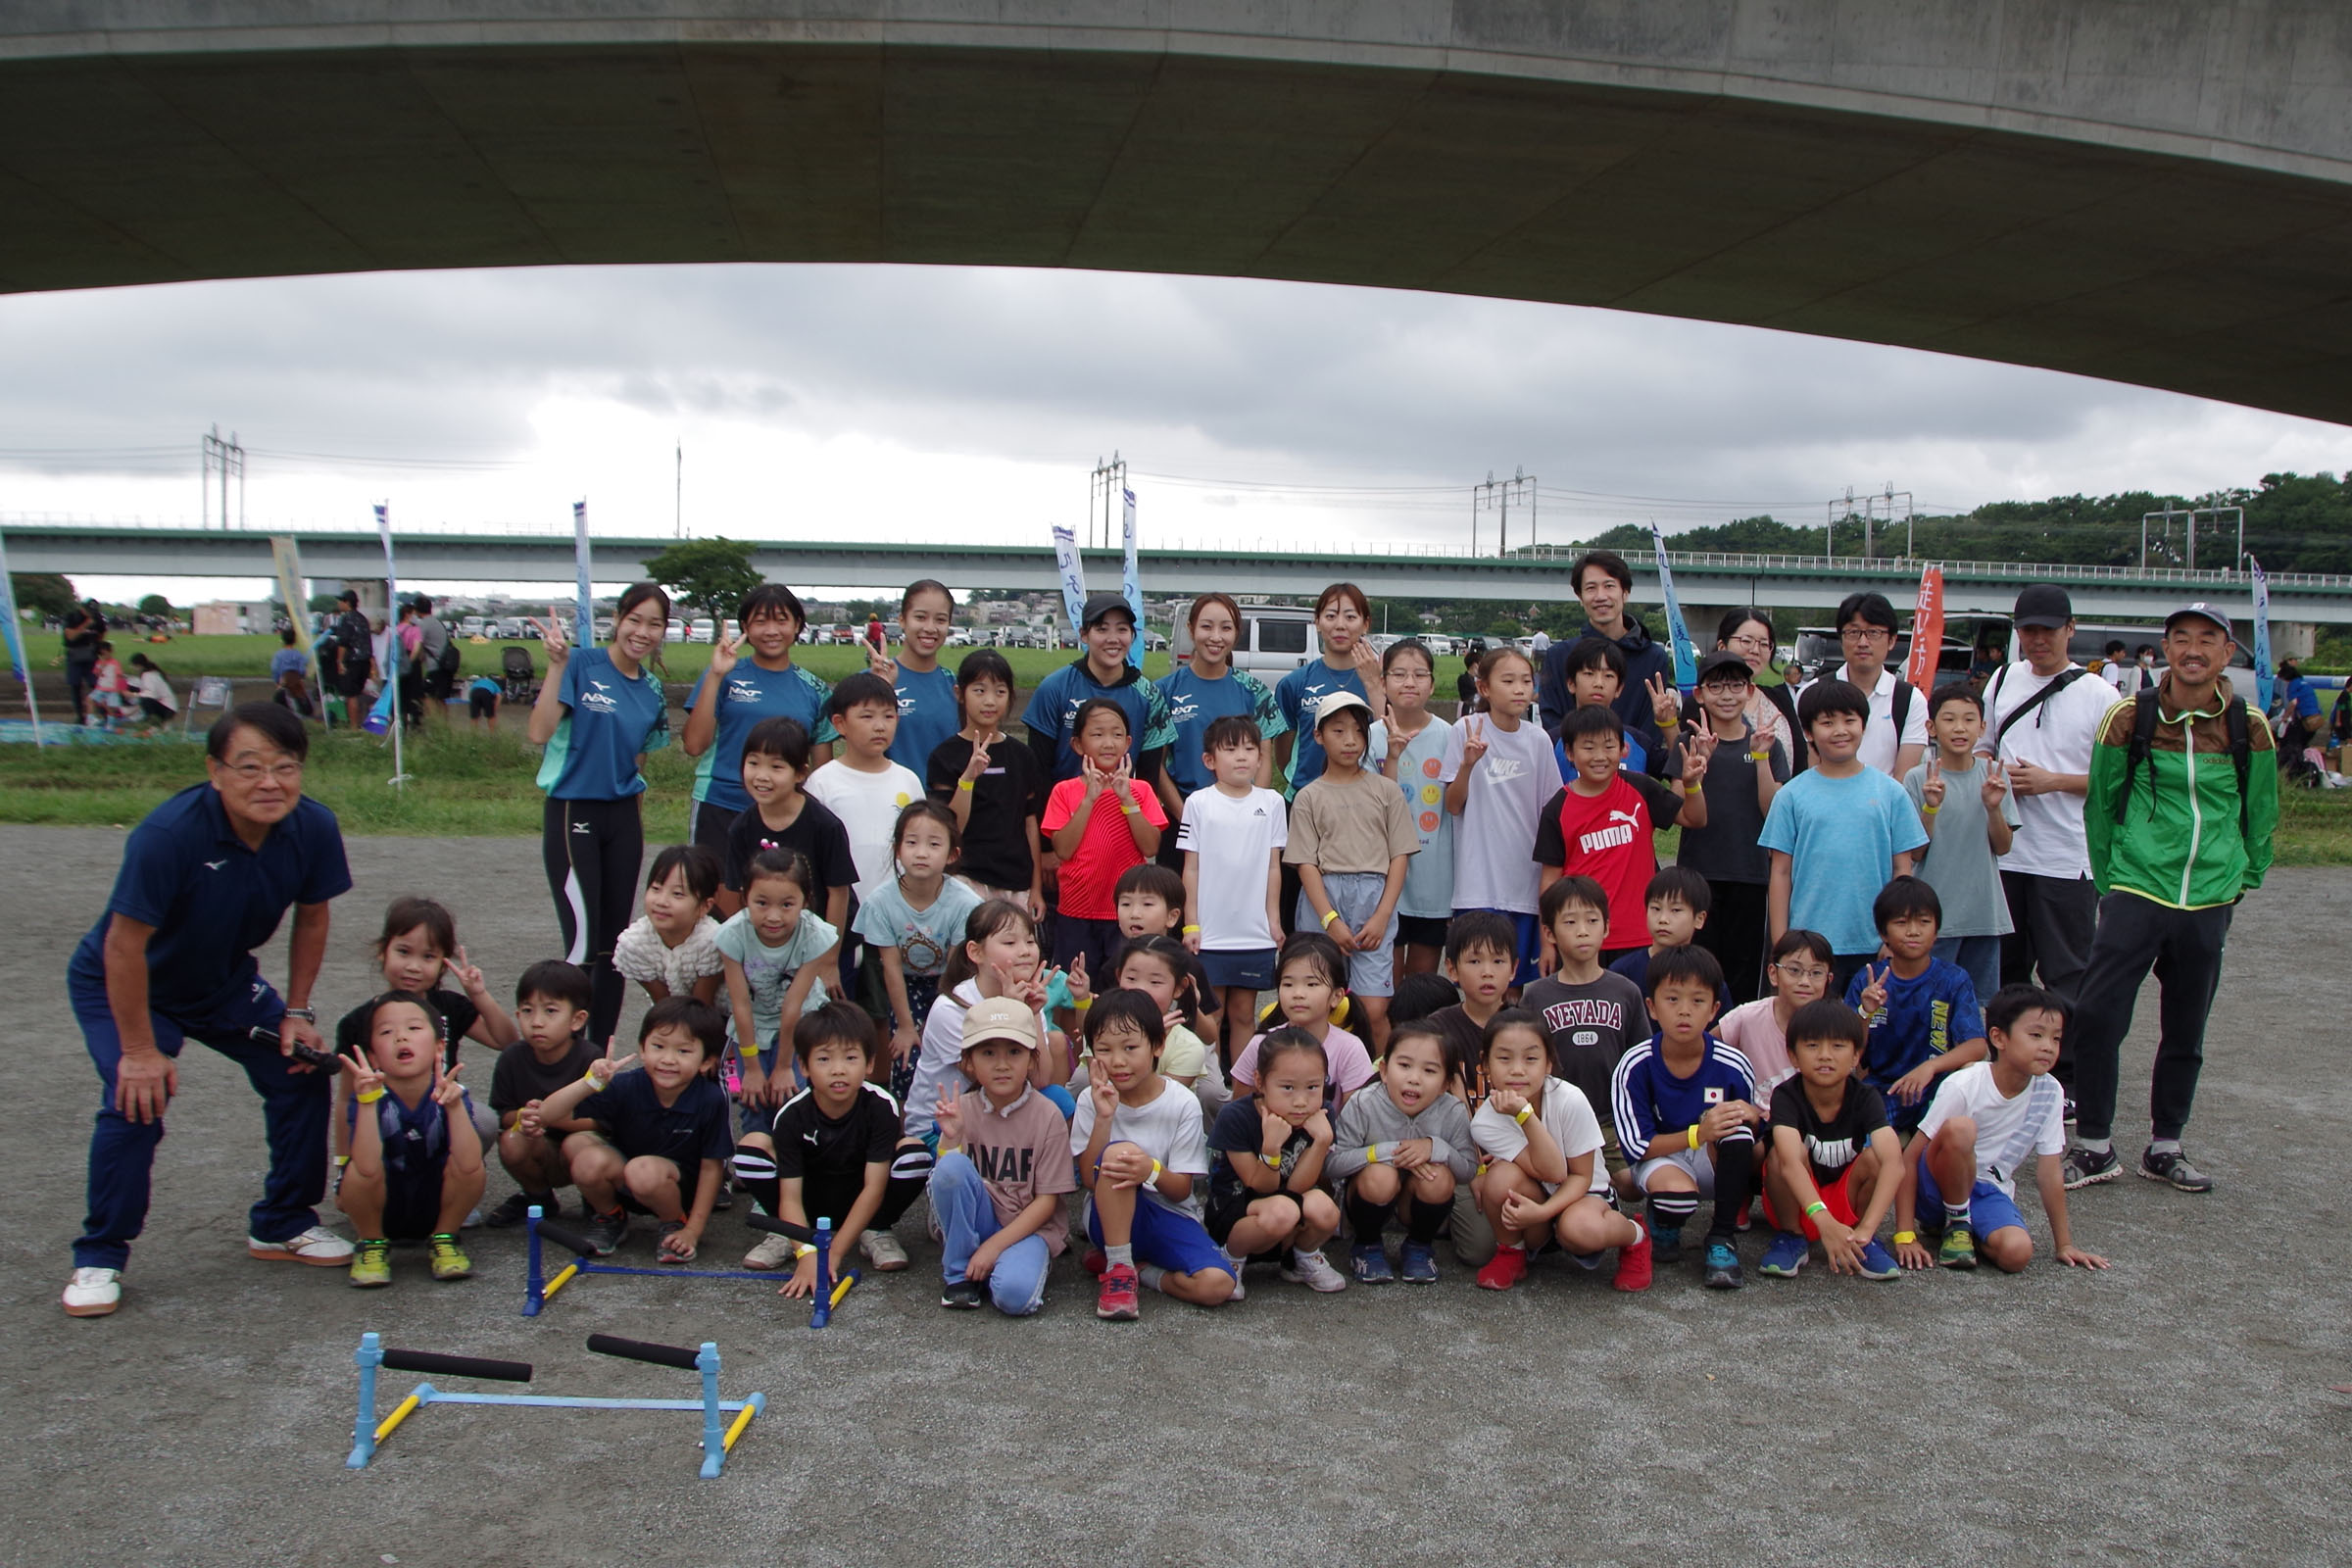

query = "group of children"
[{"left": 319, "top": 579, "right": 2108, "bottom": 1316}]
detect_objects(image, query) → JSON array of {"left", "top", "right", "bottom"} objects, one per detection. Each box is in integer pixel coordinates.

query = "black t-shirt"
[
  {"left": 769, "top": 1082, "right": 902, "bottom": 1183},
  {"left": 575, "top": 1071, "right": 733, "bottom": 1171},
  {"left": 489, "top": 1036, "right": 598, "bottom": 1116},
  {"left": 1768, "top": 1076, "right": 1890, "bottom": 1187},
  {"left": 336, "top": 986, "right": 479, "bottom": 1070},
  {"left": 1670, "top": 726, "right": 1789, "bottom": 884},
  {"left": 723, "top": 796, "right": 860, "bottom": 902},
  {"left": 1205, "top": 1098, "right": 1312, "bottom": 1215},
  {"left": 925, "top": 733, "right": 1044, "bottom": 890},
  {"left": 1425, "top": 1004, "right": 1490, "bottom": 1096},
  {"left": 1519, "top": 971, "right": 1647, "bottom": 1126}
]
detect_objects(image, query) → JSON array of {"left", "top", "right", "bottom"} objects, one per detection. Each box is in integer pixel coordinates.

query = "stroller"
[{"left": 499, "top": 645, "right": 538, "bottom": 704}]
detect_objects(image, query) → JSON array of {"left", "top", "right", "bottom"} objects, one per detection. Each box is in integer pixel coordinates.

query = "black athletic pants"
[
  {"left": 2067, "top": 892, "right": 2233, "bottom": 1147},
  {"left": 1998, "top": 869, "right": 2098, "bottom": 999},
  {"left": 1695, "top": 879, "right": 1770, "bottom": 1003},
  {"left": 543, "top": 795, "right": 644, "bottom": 1049}
]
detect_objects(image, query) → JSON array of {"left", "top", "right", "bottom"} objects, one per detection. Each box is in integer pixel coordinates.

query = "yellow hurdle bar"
[
  {"left": 828, "top": 1274, "right": 855, "bottom": 1308},
  {"left": 541, "top": 1262, "right": 579, "bottom": 1300},
  {"left": 721, "top": 1397, "right": 760, "bottom": 1453},
  {"left": 372, "top": 1392, "right": 423, "bottom": 1444}
]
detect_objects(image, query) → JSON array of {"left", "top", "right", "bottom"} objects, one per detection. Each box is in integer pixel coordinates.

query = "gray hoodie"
[{"left": 1326, "top": 1086, "right": 1477, "bottom": 1183}]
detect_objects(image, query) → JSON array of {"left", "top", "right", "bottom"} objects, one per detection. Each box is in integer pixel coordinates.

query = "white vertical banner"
[
  {"left": 0, "top": 529, "right": 40, "bottom": 740},
  {"left": 269, "top": 535, "right": 316, "bottom": 664},
  {"left": 373, "top": 502, "right": 410, "bottom": 783},
  {"left": 573, "top": 500, "right": 597, "bottom": 647},
  {"left": 2250, "top": 556, "right": 2274, "bottom": 710},
  {"left": 1051, "top": 523, "right": 1088, "bottom": 639},
  {"left": 1121, "top": 484, "right": 1142, "bottom": 668}
]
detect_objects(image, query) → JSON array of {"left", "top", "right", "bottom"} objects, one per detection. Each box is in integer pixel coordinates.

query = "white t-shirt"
[
  {"left": 805, "top": 760, "right": 924, "bottom": 896},
  {"left": 612, "top": 913, "right": 725, "bottom": 996},
  {"left": 1976, "top": 662, "right": 2115, "bottom": 880},
  {"left": 1175, "top": 785, "right": 1287, "bottom": 951},
  {"left": 1440, "top": 713, "right": 1565, "bottom": 914},
  {"left": 1801, "top": 663, "right": 1930, "bottom": 777},
  {"left": 1470, "top": 1076, "right": 1608, "bottom": 1197},
  {"left": 904, "top": 977, "right": 1056, "bottom": 1139},
  {"left": 1069, "top": 1075, "right": 1210, "bottom": 1218},
  {"left": 1918, "top": 1060, "right": 2066, "bottom": 1197}
]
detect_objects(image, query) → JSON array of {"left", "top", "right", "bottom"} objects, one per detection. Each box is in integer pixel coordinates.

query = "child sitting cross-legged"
[
  {"left": 1472, "top": 1008, "right": 1652, "bottom": 1293},
  {"left": 1611, "top": 945, "right": 1761, "bottom": 1290},
  {"left": 734, "top": 1002, "right": 932, "bottom": 1286},
  {"left": 524, "top": 997, "right": 733, "bottom": 1262},
  {"left": 337, "top": 992, "right": 487, "bottom": 1288},
  {"left": 1893, "top": 985, "right": 2110, "bottom": 1274},
  {"left": 1756, "top": 999, "right": 1904, "bottom": 1282},
  {"left": 1202, "top": 1026, "right": 1347, "bottom": 1294},
  {"left": 929, "top": 997, "right": 1078, "bottom": 1315},
  {"left": 1326, "top": 1020, "right": 1477, "bottom": 1285},
  {"left": 1071, "top": 989, "right": 1235, "bottom": 1319}
]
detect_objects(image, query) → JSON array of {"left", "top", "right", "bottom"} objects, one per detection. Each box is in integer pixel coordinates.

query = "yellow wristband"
[
  {"left": 1073, "top": 998, "right": 1091, "bottom": 1011},
  {"left": 583, "top": 1073, "right": 607, "bottom": 1094},
  {"left": 1513, "top": 1104, "right": 1534, "bottom": 1126},
  {"left": 1660, "top": 712, "right": 1679, "bottom": 727},
  {"left": 1365, "top": 1145, "right": 1379, "bottom": 1164},
  {"left": 1262, "top": 1152, "right": 1282, "bottom": 1170},
  {"left": 1320, "top": 908, "right": 1341, "bottom": 927},
  {"left": 1687, "top": 1124, "right": 1700, "bottom": 1151},
  {"left": 1182, "top": 924, "right": 1201, "bottom": 935},
  {"left": 1148, "top": 1158, "right": 1163, "bottom": 1184},
  {"left": 1893, "top": 1230, "right": 1918, "bottom": 1245},
  {"left": 957, "top": 778, "right": 976, "bottom": 792},
  {"left": 356, "top": 1087, "right": 385, "bottom": 1104},
  {"left": 1802, "top": 1200, "right": 1828, "bottom": 1218},
  {"left": 1922, "top": 806, "right": 1939, "bottom": 815},
  {"left": 1747, "top": 751, "right": 1769, "bottom": 762}
]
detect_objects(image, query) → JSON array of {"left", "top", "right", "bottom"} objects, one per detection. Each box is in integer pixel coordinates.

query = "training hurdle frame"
[
  {"left": 525, "top": 1205, "right": 858, "bottom": 1327},
  {"left": 347, "top": 1333, "right": 764, "bottom": 1479}
]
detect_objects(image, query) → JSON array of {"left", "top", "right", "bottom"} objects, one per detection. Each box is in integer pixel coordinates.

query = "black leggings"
[{"left": 543, "top": 795, "right": 644, "bottom": 1049}]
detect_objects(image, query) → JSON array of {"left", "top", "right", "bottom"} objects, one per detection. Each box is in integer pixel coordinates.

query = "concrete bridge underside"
[{"left": 8, "top": 5, "right": 2352, "bottom": 423}]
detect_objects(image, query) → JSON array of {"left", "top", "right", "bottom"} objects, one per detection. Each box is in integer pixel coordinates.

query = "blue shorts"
[
  {"left": 1915, "top": 1152, "right": 2026, "bottom": 1239},
  {"left": 1452, "top": 907, "right": 1544, "bottom": 988},
  {"left": 1086, "top": 1192, "right": 1234, "bottom": 1280},
  {"left": 1200, "top": 947, "right": 1277, "bottom": 993},
  {"left": 1301, "top": 873, "right": 1397, "bottom": 998}
]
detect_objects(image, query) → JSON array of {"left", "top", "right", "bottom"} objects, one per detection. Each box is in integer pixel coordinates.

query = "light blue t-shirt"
[
  {"left": 1370, "top": 714, "right": 1455, "bottom": 920},
  {"left": 1755, "top": 767, "right": 1930, "bottom": 956},
  {"left": 852, "top": 876, "right": 985, "bottom": 979},
  {"left": 714, "top": 907, "right": 836, "bottom": 1047},
  {"left": 686, "top": 660, "right": 837, "bottom": 813},
  {"left": 1156, "top": 663, "right": 1288, "bottom": 795},
  {"left": 1274, "top": 660, "right": 1368, "bottom": 796},
  {"left": 537, "top": 647, "right": 669, "bottom": 801},
  {"left": 885, "top": 663, "right": 960, "bottom": 776}
]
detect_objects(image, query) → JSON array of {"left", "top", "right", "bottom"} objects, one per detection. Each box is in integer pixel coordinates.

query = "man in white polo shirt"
[
  {"left": 1976, "top": 586, "right": 2116, "bottom": 1030},
  {"left": 1799, "top": 591, "right": 1928, "bottom": 779}
]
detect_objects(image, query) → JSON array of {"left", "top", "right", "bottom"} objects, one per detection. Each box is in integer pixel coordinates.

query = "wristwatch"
[{"left": 282, "top": 1006, "right": 317, "bottom": 1022}]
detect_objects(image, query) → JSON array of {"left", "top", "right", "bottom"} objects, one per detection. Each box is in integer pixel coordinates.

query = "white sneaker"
[
  {"left": 63, "top": 1267, "right": 122, "bottom": 1317},
  {"left": 248, "top": 1225, "right": 354, "bottom": 1265},
  {"left": 742, "top": 1230, "right": 800, "bottom": 1271},
  {"left": 1282, "top": 1248, "right": 1350, "bottom": 1293},
  {"left": 858, "top": 1230, "right": 908, "bottom": 1271},
  {"left": 462, "top": 1205, "right": 483, "bottom": 1230}
]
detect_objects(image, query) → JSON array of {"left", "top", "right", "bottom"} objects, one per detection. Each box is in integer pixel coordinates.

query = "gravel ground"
[{"left": 3, "top": 825, "right": 2347, "bottom": 1567}]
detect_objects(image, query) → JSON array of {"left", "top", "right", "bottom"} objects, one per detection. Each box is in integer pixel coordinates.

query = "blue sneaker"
[
  {"left": 1855, "top": 1239, "right": 1901, "bottom": 1280},
  {"left": 1757, "top": 1232, "right": 1808, "bottom": 1278},
  {"left": 1397, "top": 1242, "right": 1440, "bottom": 1284},
  {"left": 1350, "top": 1243, "right": 1395, "bottom": 1284},
  {"left": 1702, "top": 1240, "right": 1743, "bottom": 1290}
]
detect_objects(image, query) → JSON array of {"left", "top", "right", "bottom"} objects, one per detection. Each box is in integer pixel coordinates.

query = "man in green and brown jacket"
[{"left": 2064, "top": 602, "right": 2277, "bottom": 1196}]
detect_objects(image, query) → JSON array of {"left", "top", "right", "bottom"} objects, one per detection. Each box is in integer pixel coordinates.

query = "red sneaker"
[
  {"left": 1612, "top": 1216, "right": 1653, "bottom": 1292},
  {"left": 1096, "top": 1262, "right": 1141, "bottom": 1320},
  {"left": 1475, "top": 1245, "right": 1529, "bottom": 1292}
]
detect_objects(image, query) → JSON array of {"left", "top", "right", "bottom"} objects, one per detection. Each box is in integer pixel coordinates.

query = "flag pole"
[{"left": 375, "top": 501, "right": 410, "bottom": 786}]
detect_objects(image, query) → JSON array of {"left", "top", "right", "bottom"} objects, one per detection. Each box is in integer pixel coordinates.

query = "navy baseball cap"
[
  {"left": 2165, "top": 602, "right": 2234, "bottom": 639},
  {"left": 1080, "top": 592, "right": 1136, "bottom": 628}
]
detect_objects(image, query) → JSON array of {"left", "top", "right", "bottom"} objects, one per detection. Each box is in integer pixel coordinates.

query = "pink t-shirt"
[
  {"left": 937, "top": 1085, "right": 1076, "bottom": 1254},
  {"left": 1230, "top": 1024, "right": 1376, "bottom": 1103},
  {"left": 1716, "top": 998, "right": 1795, "bottom": 1102}
]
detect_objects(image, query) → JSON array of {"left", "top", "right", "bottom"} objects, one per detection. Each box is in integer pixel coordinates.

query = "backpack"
[
  {"left": 2113, "top": 688, "right": 2251, "bottom": 846},
  {"left": 434, "top": 631, "right": 462, "bottom": 679},
  {"left": 1984, "top": 663, "right": 2090, "bottom": 750},
  {"left": 1889, "top": 677, "right": 1912, "bottom": 740}
]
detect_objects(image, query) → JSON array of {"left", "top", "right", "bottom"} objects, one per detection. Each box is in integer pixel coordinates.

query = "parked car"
[
  {"left": 460, "top": 615, "right": 487, "bottom": 638},
  {"left": 1171, "top": 605, "right": 1322, "bottom": 674}
]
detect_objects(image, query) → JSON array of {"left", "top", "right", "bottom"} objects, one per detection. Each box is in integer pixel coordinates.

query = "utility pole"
[
  {"left": 1089, "top": 454, "right": 1126, "bottom": 550},
  {"left": 201, "top": 425, "right": 245, "bottom": 530},
  {"left": 1471, "top": 469, "right": 1534, "bottom": 557}
]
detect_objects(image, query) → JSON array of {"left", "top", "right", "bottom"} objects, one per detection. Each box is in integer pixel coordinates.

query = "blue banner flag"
[
  {"left": 573, "top": 501, "right": 596, "bottom": 647},
  {"left": 1648, "top": 520, "right": 1698, "bottom": 692},
  {"left": 1051, "top": 524, "right": 1088, "bottom": 639},
  {"left": 2250, "top": 556, "right": 2274, "bottom": 710},
  {"left": 1121, "top": 486, "right": 1143, "bottom": 668}
]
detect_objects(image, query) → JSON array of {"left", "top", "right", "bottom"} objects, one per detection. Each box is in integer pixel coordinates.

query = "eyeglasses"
[
  {"left": 1724, "top": 634, "right": 1771, "bottom": 651},
  {"left": 1839, "top": 626, "right": 1892, "bottom": 643},
  {"left": 1774, "top": 965, "right": 1830, "bottom": 983},
  {"left": 223, "top": 760, "right": 304, "bottom": 784}
]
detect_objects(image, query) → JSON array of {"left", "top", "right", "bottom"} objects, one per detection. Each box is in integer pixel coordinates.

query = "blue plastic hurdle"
[
  {"left": 346, "top": 1333, "right": 764, "bottom": 1479},
  {"left": 524, "top": 1205, "right": 858, "bottom": 1328}
]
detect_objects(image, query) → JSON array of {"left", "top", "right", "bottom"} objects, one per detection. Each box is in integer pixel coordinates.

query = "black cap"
[
  {"left": 1080, "top": 592, "right": 1136, "bottom": 628},
  {"left": 2011, "top": 584, "right": 2073, "bottom": 629},
  {"left": 1695, "top": 650, "right": 1753, "bottom": 685},
  {"left": 2165, "top": 601, "right": 2234, "bottom": 640},
  {"left": 336, "top": 588, "right": 360, "bottom": 605}
]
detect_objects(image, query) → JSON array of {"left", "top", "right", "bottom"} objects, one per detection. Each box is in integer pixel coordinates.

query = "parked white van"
[{"left": 1171, "top": 604, "right": 1323, "bottom": 675}]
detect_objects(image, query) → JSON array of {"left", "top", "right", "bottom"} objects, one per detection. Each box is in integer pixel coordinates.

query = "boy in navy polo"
[
  {"left": 65, "top": 703, "right": 354, "bottom": 1318},
  {"left": 1845, "top": 877, "right": 1987, "bottom": 1135},
  {"left": 1021, "top": 591, "right": 1175, "bottom": 787},
  {"left": 1610, "top": 946, "right": 1760, "bottom": 1289}
]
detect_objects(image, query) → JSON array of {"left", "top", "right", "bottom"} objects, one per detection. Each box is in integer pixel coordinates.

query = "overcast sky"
[{"left": 3, "top": 263, "right": 2346, "bottom": 601}]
